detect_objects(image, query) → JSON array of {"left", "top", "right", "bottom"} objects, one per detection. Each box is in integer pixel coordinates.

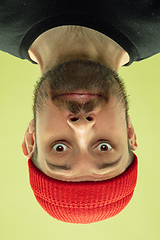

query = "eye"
[
  {"left": 52, "top": 143, "right": 68, "bottom": 152},
  {"left": 96, "top": 142, "right": 112, "bottom": 152}
]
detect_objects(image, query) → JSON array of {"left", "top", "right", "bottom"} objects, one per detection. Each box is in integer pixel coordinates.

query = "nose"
[{"left": 67, "top": 114, "right": 96, "bottom": 130}]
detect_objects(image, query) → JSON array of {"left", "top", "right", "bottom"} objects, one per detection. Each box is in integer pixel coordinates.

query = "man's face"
[
  {"left": 35, "top": 95, "right": 131, "bottom": 182},
  {"left": 24, "top": 59, "right": 137, "bottom": 181}
]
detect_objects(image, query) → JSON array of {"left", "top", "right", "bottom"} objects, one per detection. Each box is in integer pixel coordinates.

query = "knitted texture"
[{"left": 28, "top": 153, "right": 138, "bottom": 224}]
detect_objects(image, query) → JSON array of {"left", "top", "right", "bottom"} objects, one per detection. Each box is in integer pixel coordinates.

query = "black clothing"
[{"left": 0, "top": 0, "right": 160, "bottom": 65}]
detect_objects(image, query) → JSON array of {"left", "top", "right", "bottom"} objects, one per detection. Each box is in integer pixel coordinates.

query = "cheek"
[
  {"left": 36, "top": 108, "right": 63, "bottom": 134},
  {"left": 96, "top": 114, "right": 127, "bottom": 139}
]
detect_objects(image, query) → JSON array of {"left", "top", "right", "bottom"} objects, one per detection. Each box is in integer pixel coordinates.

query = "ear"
[
  {"left": 22, "top": 119, "right": 35, "bottom": 159},
  {"left": 127, "top": 116, "right": 138, "bottom": 151}
]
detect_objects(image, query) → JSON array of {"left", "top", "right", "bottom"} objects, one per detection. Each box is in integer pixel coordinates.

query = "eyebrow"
[{"left": 45, "top": 156, "right": 122, "bottom": 172}]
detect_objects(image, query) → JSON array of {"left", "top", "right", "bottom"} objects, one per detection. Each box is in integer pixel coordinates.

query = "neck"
[{"left": 28, "top": 26, "right": 129, "bottom": 74}]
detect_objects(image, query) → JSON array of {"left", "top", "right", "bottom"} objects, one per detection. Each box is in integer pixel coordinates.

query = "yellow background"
[{"left": 0, "top": 50, "right": 160, "bottom": 239}]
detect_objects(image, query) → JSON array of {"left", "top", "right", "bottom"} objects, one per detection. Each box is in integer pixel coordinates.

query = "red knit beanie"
[{"left": 28, "top": 153, "right": 138, "bottom": 224}]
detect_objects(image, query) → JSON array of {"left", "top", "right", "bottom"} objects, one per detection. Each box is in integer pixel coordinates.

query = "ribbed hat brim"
[{"left": 28, "top": 153, "right": 138, "bottom": 224}]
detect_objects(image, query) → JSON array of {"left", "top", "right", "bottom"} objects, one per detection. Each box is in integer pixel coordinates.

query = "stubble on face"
[
  {"left": 33, "top": 59, "right": 128, "bottom": 120},
  {"left": 31, "top": 59, "right": 133, "bottom": 172}
]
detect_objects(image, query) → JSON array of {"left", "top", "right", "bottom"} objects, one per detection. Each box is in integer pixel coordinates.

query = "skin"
[
  {"left": 22, "top": 25, "right": 137, "bottom": 181},
  {"left": 22, "top": 96, "right": 137, "bottom": 182},
  {"left": 28, "top": 25, "right": 130, "bottom": 74}
]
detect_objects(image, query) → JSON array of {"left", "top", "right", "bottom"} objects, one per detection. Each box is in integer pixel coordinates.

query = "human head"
[
  {"left": 22, "top": 59, "right": 138, "bottom": 222},
  {"left": 22, "top": 59, "right": 137, "bottom": 178}
]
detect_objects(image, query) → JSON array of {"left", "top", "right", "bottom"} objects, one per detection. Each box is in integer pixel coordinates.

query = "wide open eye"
[
  {"left": 97, "top": 142, "right": 112, "bottom": 152},
  {"left": 52, "top": 143, "right": 68, "bottom": 152}
]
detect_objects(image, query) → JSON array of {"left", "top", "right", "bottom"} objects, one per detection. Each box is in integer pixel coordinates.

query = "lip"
[{"left": 60, "top": 93, "right": 99, "bottom": 102}]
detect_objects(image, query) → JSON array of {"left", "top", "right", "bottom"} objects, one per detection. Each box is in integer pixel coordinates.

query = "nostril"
[
  {"left": 86, "top": 116, "right": 93, "bottom": 121},
  {"left": 69, "top": 115, "right": 94, "bottom": 122},
  {"left": 71, "top": 117, "right": 79, "bottom": 122}
]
